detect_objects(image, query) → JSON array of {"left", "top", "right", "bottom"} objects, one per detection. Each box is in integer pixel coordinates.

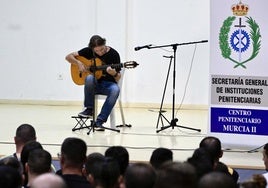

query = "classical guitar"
[{"left": 71, "top": 56, "right": 138, "bottom": 85}]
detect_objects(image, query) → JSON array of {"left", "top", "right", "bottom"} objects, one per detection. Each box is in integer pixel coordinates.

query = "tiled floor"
[{"left": 0, "top": 103, "right": 265, "bottom": 169}]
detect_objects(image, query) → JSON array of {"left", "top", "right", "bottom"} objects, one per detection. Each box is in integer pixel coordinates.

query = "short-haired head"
[
  {"left": 61, "top": 137, "right": 87, "bottom": 166},
  {"left": 105, "top": 146, "right": 129, "bottom": 175},
  {"left": 15, "top": 124, "right": 36, "bottom": 144},
  {"left": 199, "top": 136, "right": 223, "bottom": 161}
]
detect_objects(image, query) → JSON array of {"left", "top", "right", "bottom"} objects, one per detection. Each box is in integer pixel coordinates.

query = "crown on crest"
[{"left": 231, "top": 1, "right": 249, "bottom": 16}]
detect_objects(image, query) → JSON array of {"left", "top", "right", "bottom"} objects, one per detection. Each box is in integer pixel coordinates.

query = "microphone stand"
[{"left": 143, "top": 40, "right": 207, "bottom": 133}]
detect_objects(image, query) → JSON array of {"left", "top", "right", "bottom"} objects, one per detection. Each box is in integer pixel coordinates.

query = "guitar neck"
[{"left": 94, "top": 63, "right": 123, "bottom": 70}]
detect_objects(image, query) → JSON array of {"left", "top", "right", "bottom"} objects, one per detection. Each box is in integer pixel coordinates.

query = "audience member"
[
  {"left": 0, "top": 165, "right": 22, "bottom": 188},
  {"left": 199, "top": 136, "right": 239, "bottom": 182},
  {"left": 0, "top": 156, "right": 24, "bottom": 184},
  {"left": 124, "top": 162, "right": 156, "bottom": 188},
  {"left": 187, "top": 147, "right": 214, "bottom": 180},
  {"left": 21, "top": 140, "right": 43, "bottom": 187},
  {"left": 240, "top": 174, "right": 267, "bottom": 188},
  {"left": 84, "top": 152, "right": 105, "bottom": 184},
  {"left": 25, "top": 149, "right": 52, "bottom": 188},
  {"left": 149, "top": 147, "right": 173, "bottom": 169},
  {"left": 198, "top": 171, "right": 237, "bottom": 188},
  {"left": 262, "top": 143, "right": 268, "bottom": 188},
  {"left": 0, "top": 123, "right": 36, "bottom": 161},
  {"left": 57, "top": 137, "right": 92, "bottom": 188},
  {"left": 85, "top": 156, "right": 121, "bottom": 188},
  {"left": 31, "top": 173, "right": 67, "bottom": 188},
  {"left": 105, "top": 146, "right": 129, "bottom": 175},
  {"left": 154, "top": 161, "right": 197, "bottom": 188}
]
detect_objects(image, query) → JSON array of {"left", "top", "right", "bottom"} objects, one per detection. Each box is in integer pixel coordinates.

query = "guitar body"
[
  {"left": 70, "top": 55, "right": 139, "bottom": 85},
  {"left": 71, "top": 56, "right": 103, "bottom": 85}
]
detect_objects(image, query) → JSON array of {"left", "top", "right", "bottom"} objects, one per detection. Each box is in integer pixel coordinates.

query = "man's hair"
[
  {"left": 154, "top": 161, "right": 197, "bottom": 188},
  {"left": 105, "top": 146, "right": 129, "bottom": 175},
  {"left": 21, "top": 141, "right": 43, "bottom": 169},
  {"left": 0, "top": 156, "right": 23, "bottom": 175},
  {"left": 27, "top": 149, "right": 52, "bottom": 175},
  {"left": 61, "top": 137, "right": 87, "bottom": 166},
  {"left": 264, "top": 143, "right": 268, "bottom": 156},
  {"left": 15, "top": 124, "right": 36, "bottom": 143},
  {"left": 94, "top": 157, "right": 120, "bottom": 188},
  {"left": 199, "top": 136, "right": 222, "bottom": 161},
  {"left": 150, "top": 147, "right": 173, "bottom": 169},
  {"left": 88, "top": 35, "right": 106, "bottom": 49},
  {"left": 85, "top": 152, "right": 105, "bottom": 175},
  {"left": 0, "top": 165, "right": 22, "bottom": 188},
  {"left": 187, "top": 148, "right": 214, "bottom": 180},
  {"left": 31, "top": 173, "right": 67, "bottom": 188},
  {"left": 198, "top": 172, "right": 237, "bottom": 188},
  {"left": 125, "top": 163, "right": 156, "bottom": 188}
]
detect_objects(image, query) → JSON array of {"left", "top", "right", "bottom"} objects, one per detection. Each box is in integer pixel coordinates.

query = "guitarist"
[{"left": 66, "top": 35, "right": 121, "bottom": 130}]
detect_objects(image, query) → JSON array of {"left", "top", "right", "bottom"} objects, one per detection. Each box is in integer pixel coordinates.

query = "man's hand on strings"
[{"left": 106, "top": 67, "right": 117, "bottom": 76}]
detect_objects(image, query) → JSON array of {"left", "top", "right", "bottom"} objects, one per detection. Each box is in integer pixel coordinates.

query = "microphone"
[{"left": 134, "top": 44, "right": 152, "bottom": 51}]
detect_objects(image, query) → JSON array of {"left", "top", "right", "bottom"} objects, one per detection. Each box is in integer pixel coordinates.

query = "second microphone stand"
[{"left": 145, "top": 41, "right": 205, "bottom": 133}]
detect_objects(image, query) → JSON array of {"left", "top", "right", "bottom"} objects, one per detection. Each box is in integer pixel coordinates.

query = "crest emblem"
[{"left": 219, "top": 1, "right": 261, "bottom": 68}]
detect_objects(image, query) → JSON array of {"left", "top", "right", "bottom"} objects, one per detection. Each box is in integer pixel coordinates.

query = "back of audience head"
[
  {"left": 150, "top": 147, "right": 173, "bottom": 169},
  {"left": 31, "top": 173, "right": 67, "bottom": 188},
  {"left": 198, "top": 171, "right": 237, "bottom": 188},
  {"left": 60, "top": 137, "right": 87, "bottom": 170},
  {"left": 105, "top": 146, "right": 129, "bottom": 175},
  {"left": 85, "top": 156, "right": 120, "bottom": 188},
  {"left": 240, "top": 174, "right": 267, "bottom": 188},
  {"left": 0, "top": 165, "right": 22, "bottom": 188},
  {"left": 84, "top": 152, "right": 105, "bottom": 185},
  {"left": 199, "top": 136, "right": 223, "bottom": 162},
  {"left": 26, "top": 149, "right": 52, "bottom": 175},
  {"left": 21, "top": 140, "right": 43, "bottom": 172},
  {"left": 0, "top": 156, "right": 23, "bottom": 175},
  {"left": 14, "top": 123, "right": 36, "bottom": 160},
  {"left": 200, "top": 136, "right": 240, "bottom": 182},
  {"left": 154, "top": 161, "right": 197, "bottom": 188},
  {"left": 124, "top": 162, "right": 156, "bottom": 188},
  {"left": 15, "top": 124, "right": 36, "bottom": 145},
  {"left": 187, "top": 147, "right": 214, "bottom": 180}
]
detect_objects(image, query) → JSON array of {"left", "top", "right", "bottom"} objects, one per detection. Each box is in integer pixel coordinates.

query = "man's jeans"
[{"left": 84, "top": 75, "right": 120, "bottom": 123}]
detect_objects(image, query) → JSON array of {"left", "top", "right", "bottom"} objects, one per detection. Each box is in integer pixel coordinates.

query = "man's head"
[
  {"left": 154, "top": 161, "right": 197, "bottom": 188},
  {"left": 124, "top": 163, "right": 156, "bottom": 188},
  {"left": 105, "top": 146, "right": 129, "bottom": 175},
  {"left": 150, "top": 147, "right": 173, "bottom": 169},
  {"left": 26, "top": 149, "right": 52, "bottom": 176},
  {"left": 31, "top": 173, "right": 67, "bottom": 188},
  {"left": 263, "top": 143, "right": 268, "bottom": 171},
  {"left": 199, "top": 136, "right": 223, "bottom": 162},
  {"left": 14, "top": 124, "right": 36, "bottom": 151},
  {"left": 0, "top": 165, "right": 22, "bottom": 188},
  {"left": 198, "top": 172, "right": 236, "bottom": 188},
  {"left": 88, "top": 35, "right": 107, "bottom": 56},
  {"left": 60, "top": 137, "right": 87, "bottom": 170}
]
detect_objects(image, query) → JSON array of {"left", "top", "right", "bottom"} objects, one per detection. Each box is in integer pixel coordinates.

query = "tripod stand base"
[
  {"left": 156, "top": 118, "right": 201, "bottom": 133},
  {"left": 116, "top": 124, "right": 132, "bottom": 128}
]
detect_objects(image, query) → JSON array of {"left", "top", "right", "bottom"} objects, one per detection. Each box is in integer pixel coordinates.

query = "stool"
[{"left": 71, "top": 116, "right": 94, "bottom": 134}]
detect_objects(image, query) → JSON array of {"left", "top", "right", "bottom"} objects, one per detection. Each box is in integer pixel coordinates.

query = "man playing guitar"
[{"left": 66, "top": 35, "right": 121, "bottom": 131}]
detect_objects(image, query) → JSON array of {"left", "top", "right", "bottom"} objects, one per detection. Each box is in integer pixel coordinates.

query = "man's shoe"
[
  {"left": 94, "top": 122, "right": 105, "bottom": 131},
  {"left": 78, "top": 108, "right": 93, "bottom": 118},
  {"left": 94, "top": 126, "right": 105, "bottom": 131}
]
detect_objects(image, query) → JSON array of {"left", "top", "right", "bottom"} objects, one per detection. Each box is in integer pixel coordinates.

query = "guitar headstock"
[{"left": 123, "top": 61, "right": 139, "bottom": 69}]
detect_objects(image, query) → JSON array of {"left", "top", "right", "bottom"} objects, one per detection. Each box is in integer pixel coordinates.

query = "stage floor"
[{"left": 0, "top": 103, "right": 264, "bottom": 169}]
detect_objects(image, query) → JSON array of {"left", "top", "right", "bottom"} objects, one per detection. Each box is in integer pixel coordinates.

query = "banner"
[{"left": 209, "top": 0, "right": 268, "bottom": 148}]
